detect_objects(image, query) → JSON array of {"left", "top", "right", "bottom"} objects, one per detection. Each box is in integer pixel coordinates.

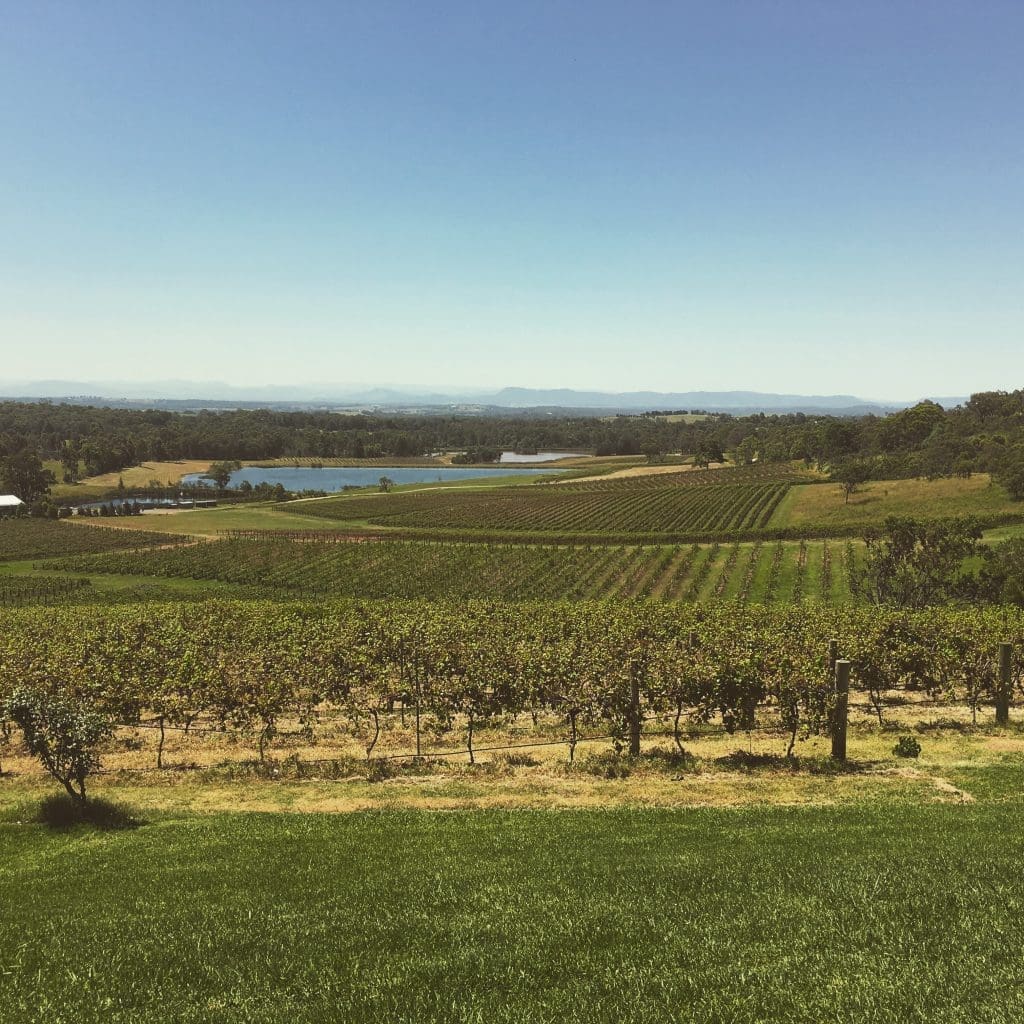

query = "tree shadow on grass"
[
  {"left": 36, "top": 794, "right": 144, "bottom": 831},
  {"left": 716, "top": 750, "right": 876, "bottom": 775}
]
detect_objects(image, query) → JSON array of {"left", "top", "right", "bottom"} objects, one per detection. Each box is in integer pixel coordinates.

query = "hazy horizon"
[
  {"left": 0, "top": 375, "right": 968, "bottom": 410},
  {"left": 3, "top": 2, "right": 1022, "bottom": 399}
]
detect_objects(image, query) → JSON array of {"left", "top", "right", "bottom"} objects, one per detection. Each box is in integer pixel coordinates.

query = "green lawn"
[{"left": 3, "top": 795, "right": 1024, "bottom": 1023}]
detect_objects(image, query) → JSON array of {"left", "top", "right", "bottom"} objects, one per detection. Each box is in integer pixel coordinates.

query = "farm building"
[{"left": 0, "top": 495, "right": 25, "bottom": 519}]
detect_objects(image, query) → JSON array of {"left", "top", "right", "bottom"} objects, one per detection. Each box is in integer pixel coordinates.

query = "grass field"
[
  {"left": 777, "top": 473, "right": 1021, "bottom": 530},
  {"left": 3, "top": 791, "right": 1024, "bottom": 1023},
  {"left": 50, "top": 459, "right": 212, "bottom": 502}
]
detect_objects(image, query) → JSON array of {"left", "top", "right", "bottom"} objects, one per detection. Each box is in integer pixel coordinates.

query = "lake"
[{"left": 180, "top": 465, "right": 560, "bottom": 492}]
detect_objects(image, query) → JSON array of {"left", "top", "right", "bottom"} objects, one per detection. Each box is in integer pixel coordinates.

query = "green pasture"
[{"left": 3, "top": 789, "right": 1024, "bottom": 1023}]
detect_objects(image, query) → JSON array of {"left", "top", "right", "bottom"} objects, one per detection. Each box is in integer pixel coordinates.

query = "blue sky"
[{"left": 2, "top": 1, "right": 1022, "bottom": 399}]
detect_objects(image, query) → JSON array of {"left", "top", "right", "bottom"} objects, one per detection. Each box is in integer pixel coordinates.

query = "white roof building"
[{"left": 0, "top": 495, "right": 25, "bottom": 508}]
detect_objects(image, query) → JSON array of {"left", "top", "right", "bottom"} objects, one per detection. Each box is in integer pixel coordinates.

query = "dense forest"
[{"left": 0, "top": 392, "right": 1022, "bottom": 498}]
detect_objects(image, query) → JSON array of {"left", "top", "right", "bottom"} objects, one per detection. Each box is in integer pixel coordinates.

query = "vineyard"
[
  {"left": 551, "top": 463, "right": 814, "bottom": 491},
  {"left": 49, "top": 536, "right": 865, "bottom": 603},
  {"left": 0, "top": 600, "right": 1021, "bottom": 772},
  {"left": 0, "top": 519, "right": 185, "bottom": 562},
  {"left": 0, "top": 576, "right": 91, "bottom": 608},
  {"left": 287, "top": 480, "right": 792, "bottom": 537}
]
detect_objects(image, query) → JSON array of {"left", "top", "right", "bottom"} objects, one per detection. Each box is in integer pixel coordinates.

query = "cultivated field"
[
  {"left": 0, "top": 518, "right": 186, "bottom": 562},
  {"left": 288, "top": 479, "right": 792, "bottom": 538},
  {"left": 45, "top": 535, "right": 863, "bottom": 603}
]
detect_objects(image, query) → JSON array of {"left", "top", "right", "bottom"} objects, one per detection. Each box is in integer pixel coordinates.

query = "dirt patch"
[
  {"left": 560, "top": 462, "right": 728, "bottom": 484},
  {"left": 882, "top": 765, "right": 975, "bottom": 803}
]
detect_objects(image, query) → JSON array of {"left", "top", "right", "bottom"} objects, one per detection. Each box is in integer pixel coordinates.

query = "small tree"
[
  {"left": 378, "top": 476, "right": 395, "bottom": 493},
  {"left": 4, "top": 689, "right": 113, "bottom": 803},
  {"left": 832, "top": 459, "right": 873, "bottom": 503},
  {"left": 206, "top": 460, "right": 242, "bottom": 489},
  {"left": 854, "top": 515, "right": 982, "bottom": 608}
]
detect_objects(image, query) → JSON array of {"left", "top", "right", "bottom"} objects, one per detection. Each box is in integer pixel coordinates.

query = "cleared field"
[
  {"left": 51, "top": 460, "right": 212, "bottom": 501},
  {"left": 50, "top": 535, "right": 862, "bottom": 603},
  {"left": 777, "top": 473, "right": 1023, "bottom": 531},
  {"left": 4, "top": 797, "right": 1024, "bottom": 1023}
]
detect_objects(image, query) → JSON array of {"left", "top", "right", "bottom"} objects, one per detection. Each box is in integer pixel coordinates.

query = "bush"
[
  {"left": 893, "top": 735, "right": 922, "bottom": 758},
  {"left": 4, "top": 688, "right": 113, "bottom": 803},
  {"left": 576, "top": 751, "right": 632, "bottom": 778}
]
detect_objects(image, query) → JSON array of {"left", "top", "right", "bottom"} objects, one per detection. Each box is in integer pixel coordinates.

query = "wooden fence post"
[
  {"left": 832, "top": 660, "right": 851, "bottom": 762},
  {"left": 628, "top": 674, "right": 641, "bottom": 757},
  {"left": 996, "top": 642, "right": 1013, "bottom": 727}
]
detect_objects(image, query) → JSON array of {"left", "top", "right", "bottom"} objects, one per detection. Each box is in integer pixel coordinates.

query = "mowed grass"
[
  {"left": 3, "top": 796, "right": 1024, "bottom": 1023},
  {"left": 776, "top": 473, "right": 1022, "bottom": 530}
]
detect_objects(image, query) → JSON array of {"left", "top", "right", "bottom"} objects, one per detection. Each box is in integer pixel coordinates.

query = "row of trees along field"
[
  {"left": 2, "top": 391, "right": 1024, "bottom": 489},
  {"left": 1, "top": 600, "right": 1021, "bottom": 800}
]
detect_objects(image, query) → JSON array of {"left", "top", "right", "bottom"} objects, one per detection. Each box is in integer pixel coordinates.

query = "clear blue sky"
[{"left": 2, "top": 1, "right": 1022, "bottom": 400}]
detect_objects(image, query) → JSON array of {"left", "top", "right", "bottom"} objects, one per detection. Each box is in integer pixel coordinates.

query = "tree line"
[{"left": 3, "top": 391, "right": 1024, "bottom": 496}]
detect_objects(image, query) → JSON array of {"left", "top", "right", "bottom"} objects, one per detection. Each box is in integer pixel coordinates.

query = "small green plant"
[
  {"left": 893, "top": 735, "right": 922, "bottom": 758},
  {"left": 498, "top": 751, "right": 540, "bottom": 768},
  {"left": 577, "top": 751, "right": 632, "bottom": 779}
]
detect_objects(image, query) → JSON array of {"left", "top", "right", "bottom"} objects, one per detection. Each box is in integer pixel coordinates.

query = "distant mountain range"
[{"left": 0, "top": 380, "right": 967, "bottom": 416}]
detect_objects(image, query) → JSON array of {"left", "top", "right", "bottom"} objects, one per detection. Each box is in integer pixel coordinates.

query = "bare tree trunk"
[
  {"left": 673, "top": 700, "right": 685, "bottom": 756},
  {"left": 366, "top": 708, "right": 380, "bottom": 759},
  {"left": 259, "top": 722, "right": 272, "bottom": 764},
  {"left": 786, "top": 719, "right": 798, "bottom": 758},
  {"left": 157, "top": 716, "right": 166, "bottom": 769}
]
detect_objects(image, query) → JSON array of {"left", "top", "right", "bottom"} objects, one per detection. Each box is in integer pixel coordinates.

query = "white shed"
[{"left": 0, "top": 495, "right": 25, "bottom": 508}]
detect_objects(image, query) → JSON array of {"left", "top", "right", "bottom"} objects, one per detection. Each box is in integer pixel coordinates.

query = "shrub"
[
  {"left": 4, "top": 688, "right": 113, "bottom": 803},
  {"left": 893, "top": 735, "right": 922, "bottom": 758},
  {"left": 576, "top": 751, "right": 632, "bottom": 778}
]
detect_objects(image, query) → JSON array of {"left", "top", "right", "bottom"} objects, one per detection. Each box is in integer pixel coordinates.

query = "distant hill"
[
  {"left": 489, "top": 388, "right": 907, "bottom": 415},
  {"left": 0, "top": 379, "right": 966, "bottom": 416}
]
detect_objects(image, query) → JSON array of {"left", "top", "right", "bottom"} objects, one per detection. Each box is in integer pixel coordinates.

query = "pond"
[
  {"left": 498, "top": 451, "right": 587, "bottom": 463},
  {"left": 180, "top": 465, "right": 561, "bottom": 492}
]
